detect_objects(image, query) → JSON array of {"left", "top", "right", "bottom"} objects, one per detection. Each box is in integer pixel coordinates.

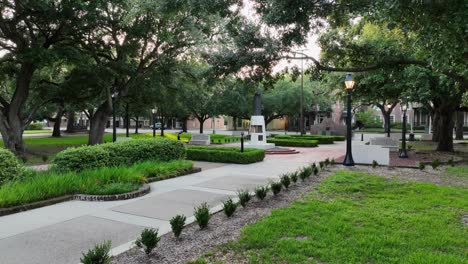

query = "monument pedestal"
[{"left": 246, "top": 115, "right": 275, "bottom": 150}]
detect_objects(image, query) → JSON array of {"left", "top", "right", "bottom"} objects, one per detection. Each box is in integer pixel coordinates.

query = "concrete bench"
[
  {"left": 188, "top": 134, "right": 210, "bottom": 145},
  {"left": 370, "top": 137, "right": 399, "bottom": 152},
  {"left": 420, "top": 134, "right": 433, "bottom": 141},
  {"left": 352, "top": 144, "right": 390, "bottom": 165}
]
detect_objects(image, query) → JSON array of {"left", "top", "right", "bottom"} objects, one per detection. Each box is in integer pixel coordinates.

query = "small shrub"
[
  {"left": 280, "top": 174, "right": 291, "bottom": 189},
  {"left": 170, "top": 215, "right": 186, "bottom": 238},
  {"left": 331, "top": 158, "right": 336, "bottom": 165},
  {"left": 319, "top": 161, "right": 325, "bottom": 169},
  {"left": 431, "top": 159, "right": 440, "bottom": 170},
  {"left": 0, "top": 148, "right": 23, "bottom": 185},
  {"left": 289, "top": 172, "right": 298, "bottom": 183},
  {"left": 255, "top": 186, "right": 268, "bottom": 200},
  {"left": 80, "top": 240, "right": 111, "bottom": 264},
  {"left": 407, "top": 145, "right": 413, "bottom": 151},
  {"left": 372, "top": 160, "right": 378, "bottom": 168},
  {"left": 41, "top": 155, "right": 48, "bottom": 162},
  {"left": 237, "top": 190, "right": 251, "bottom": 207},
  {"left": 299, "top": 167, "right": 312, "bottom": 181},
  {"left": 187, "top": 147, "right": 265, "bottom": 164},
  {"left": 313, "top": 166, "right": 319, "bottom": 176},
  {"left": 52, "top": 145, "right": 111, "bottom": 172},
  {"left": 194, "top": 203, "right": 210, "bottom": 229},
  {"left": 25, "top": 122, "right": 44, "bottom": 130},
  {"left": 419, "top": 162, "right": 425, "bottom": 170},
  {"left": 135, "top": 228, "right": 160, "bottom": 256},
  {"left": 270, "top": 181, "right": 282, "bottom": 196},
  {"left": 324, "top": 158, "right": 330, "bottom": 166},
  {"left": 311, "top": 162, "right": 316, "bottom": 168},
  {"left": 447, "top": 157, "right": 454, "bottom": 167},
  {"left": 223, "top": 198, "right": 237, "bottom": 217}
]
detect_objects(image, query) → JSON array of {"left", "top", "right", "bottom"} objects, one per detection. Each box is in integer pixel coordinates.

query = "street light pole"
[
  {"left": 300, "top": 54, "right": 305, "bottom": 135},
  {"left": 152, "top": 108, "right": 157, "bottom": 138},
  {"left": 343, "top": 73, "right": 355, "bottom": 166},
  {"left": 399, "top": 102, "right": 409, "bottom": 158},
  {"left": 112, "top": 92, "right": 118, "bottom": 142}
]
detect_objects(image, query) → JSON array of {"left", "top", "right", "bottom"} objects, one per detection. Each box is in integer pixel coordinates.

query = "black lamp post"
[
  {"left": 386, "top": 103, "right": 392, "bottom": 138},
  {"left": 399, "top": 101, "right": 409, "bottom": 158},
  {"left": 112, "top": 92, "right": 118, "bottom": 142},
  {"left": 240, "top": 132, "right": 244, "bottom": 152},
  {"left": 343, "top": 73, "right": 355, "bottom": 166},
  {"left": 151, "top": 108, "right": 157, "bottom": 138}
]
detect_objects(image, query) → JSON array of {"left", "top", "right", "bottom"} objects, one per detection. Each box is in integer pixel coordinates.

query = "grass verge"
[
  {"left": 0, "top": 160, "right": 193, "bottom": 208},
  {"left": 217, "top": 170, "right": 468, "bottom": 263}
]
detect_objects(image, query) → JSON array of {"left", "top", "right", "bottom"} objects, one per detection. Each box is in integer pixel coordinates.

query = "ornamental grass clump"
[
  {"left": 431, "top": 159, "right": 440, "bottom": 170},
  {"left": 419, "top": 162, "right": 425, "bottom": 170},
  {"left": 170, "top": 215, "right": 186, "bottom": 238},
  {"left": 313, "top": 166, "right": 319, "bottom": 176},
  {"left": 194, "top": 202, "right": 210, "bottom": 229},
  {"left": 237, "top": 190, "right": 251, "bottom": 207},
  {"left": 289, "top": 172, "right": 298, "bottom": 183},
  {"left": 223, "top": 198, "right": 237, "bottom": 217},
  {"left": 136, "top": 228, "right": 160, "bottom": 256},
  {"left": 271, "top": 182, "right": 282, "bottom": 196},
  {"left": 372, "top": 160, "right": 379, "bottom": 168},
  {"left": 324, "top": 158, "right": 330, "bottom": 166},
  {"left": 319, "top": 161, "right": 325, "bottom": 170},
  {"left": 255, "top": 186, "right": 268, "bottom": 200},
  {"left": 280, "top": 174, "right": 291, "bottom": 189},
  {"left": 80, "top": 240, "right": 111, "bottom": 264}
]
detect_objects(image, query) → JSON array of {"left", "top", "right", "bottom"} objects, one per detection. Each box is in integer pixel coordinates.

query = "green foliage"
[
  {"left": 237, "top": 190, "right": 251, "bottom": 208},
  {"left": 255, "top": 186, "right": 268, "bottom": 200},
  {"left": 372, "top": 160, "right": 379, "bottom": 168},
  {"left": 289, "top": 172, "right": 298, "bottom": 183},
  {"left": 80, "top": 241, "right": 111, "bottom": 264},
  {"left": 280, "top": 174, "right": 291, "bottom": 189},
  {"left": 355, "top": 110, "right": 383, "bottom": 129},
  {"left": 267, "top": 138, "right": 318, "bottom": 147},
  {"left": 135, "top": 228, "right": 160, "bottom": 256},
  {"left": 223, "top": 198, "right": 237, "bottom": 217},
  {"left": 446, "top": 166, "right": 468, "bottom": 178},
  {"left": 270, "top": 182, "right": 282, "bottom": 196},
  {"left": 419, "top": 162, "right": 426, "bottom": 170},
  {"left": 447, "top": 158, "right": 454, "bottom": 167},
  {"left": 194, "top": 202, "right": 210, "bottom": 229},
  {"left": 25, "top": 123, "right": 45, "bottom": 130},
  {"left": 313, "top": 167, "right": 319, "bottom": 176},
  {"left": 431, "top": 159, "right": 440, "bottom": 170},
  {"left": 0, "top": 160, "right": 192, "bottom": 208},
  {"left": 170, "top": 215, "right": 186, "bottom": 239},
  {"left": 299, "top": 166, "right": 312, "bottom": 181},
  {"left": 53, "top": 139, "right": 185, "bottom": 172},
  {"left": 229, "top": 171, "right": 468, "bottom": 263},
  {"left": 186, "top": 146, "right": 264, "bottom": 164},
  {"left": 210, "top": 135, "right": 242, "bottom": 144},
  {"left": 0, "top": 148, "right": 23, "bottom": 185},
  {"left": 324, "top": 158, "right": 330, "bottom": 166}
]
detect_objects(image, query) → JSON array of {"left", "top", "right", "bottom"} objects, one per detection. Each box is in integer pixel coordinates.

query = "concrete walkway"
[{"left": 0, "top": 143, "right": 345, "bottom": 264}]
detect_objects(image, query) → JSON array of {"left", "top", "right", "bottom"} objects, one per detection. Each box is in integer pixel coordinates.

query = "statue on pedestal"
[{"left": 252, "top": 87, "right": 262, "bottom": 116}]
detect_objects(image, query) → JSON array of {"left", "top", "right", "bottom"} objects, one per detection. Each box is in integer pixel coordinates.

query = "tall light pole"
[
  {"left": 112, "top": 91, "right": 118, "bottom": 142},
  {"left": 386, "top": 102, "right": 392, "bottom": 137},
  {"left": 300, "top": 52, "right": 305, "bottom": 135},
  {"left": 151, "top": 108, "right": 157, "bottom": 138},
  {"left": 343, "top": 73, "right": 355, "bottom": 166},
  {"left": 399, "top": 101, "right": 409, "bottom": 158}
]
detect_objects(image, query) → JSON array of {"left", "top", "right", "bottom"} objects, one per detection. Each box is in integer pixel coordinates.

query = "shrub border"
[{"left": 0, "top": 167, "right": 201, "bottom": 217}]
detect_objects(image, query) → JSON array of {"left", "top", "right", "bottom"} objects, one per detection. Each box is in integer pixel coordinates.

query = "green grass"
[
  {"left": 0, "top": 160, "right": 193, "bottom": 208},
  {"left": 224, "top": 171, "right": 468, "bottom": 264},
  {"left": 24, "top": 130, "right": 52, "bottom": 134},
  {"left": 446, "top": 166, "right": 468, "bottom": 178}
]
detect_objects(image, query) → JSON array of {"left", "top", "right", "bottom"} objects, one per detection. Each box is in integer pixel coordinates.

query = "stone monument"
[{"left": 247, "top": 87, "right": 275, "bottom": 149}]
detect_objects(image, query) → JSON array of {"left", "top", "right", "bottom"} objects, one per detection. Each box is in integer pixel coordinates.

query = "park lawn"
[
  {"left": 23, "top": 130, "right": 52, "bottom": 134},
  {"left": 0, "top": 160, "right": 193, "bottom": 208},
  {"left": 446, "top": 166, "right": 468, "bottom": 178},
  {"left": 220, "top": 171, "right": 468, "bottom": 264}
]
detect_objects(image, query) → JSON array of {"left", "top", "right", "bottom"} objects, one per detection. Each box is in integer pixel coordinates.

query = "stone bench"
[
  {"left": 352, "top": 145, "right": 390, "bottom": 165},
  {"left": 188, "top": 134, "right": 210, "bottom": 145},
  {"left": 370, "top": 137, "right": 399, "bottom": 152},
  {"left": 420, "top": 134, "right": 433, "bottom": 141}
]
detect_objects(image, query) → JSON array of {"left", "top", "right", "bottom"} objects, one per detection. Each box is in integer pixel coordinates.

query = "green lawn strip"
[
  {"left": 24, "top": 130, "right": 52, "bottom": 134},
  {"left": 230, "top": 171, "right": 468, "bottom": 264},
  {"left": 446, "top": 166, "right": 468, "bottom": 178},
  {"left": 186, "top": 146, "right": 265, "bottom": 164},
  {"left": 0, "top": 160, "right": 193, "bottom": 208}
]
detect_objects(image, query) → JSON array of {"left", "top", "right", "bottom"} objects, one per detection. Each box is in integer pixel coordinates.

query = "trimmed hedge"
[
  {"left": 53, "top": 138, "right": 186, "bottom": 172},
  {"left": 267, "top": 138, "right": 318, "bottom": 147},
  {"left": 0, "top": 148, "right": 23, "bottom": 185},
  {"left": 273, "top": 134, "right": 345, "bottom": 144},
  {"left": 186, "top": 146, "right": 265, "bottom": 164},
  {"left": 210, "top": 135, "right": 242, "bottom": 144}
]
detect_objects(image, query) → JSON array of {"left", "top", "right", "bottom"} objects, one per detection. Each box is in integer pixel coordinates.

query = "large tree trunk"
[
  {"left": 135, "top": 116, "right": 139, "bottom": 134},
  {"left": 432, "top": 111, "right": 440, "bottom": 142},
  {"left": 182, "top": 117, "right": 188, "bottom": 132},
  {"left": 199, "top": 119, "right": 205, "bottom": 134},
  {"left": 377, "top": 106, "right": 391, "bottom": 136},
  {"left": 65, "top": 111, "right": 75, "bottom": 132},
  {"left": 233, "top": 116, "right": 237, "bottom": 131},
  {"left": 436, "top": 104, "right": 455, "bottom": 151},
  {"left": 0, "top": 113, "right": 25, "bottom": 155},
  {"left": 455, "top": 111, "right": 464, "bottom": 140},
  {"left": 88, "top": 103, "right": 111, "bottom": 145},
  {"left": 51, "top": 108, "right": 65, "bottom": 137},
  {"left": 160, "top": 116, "right": 165, "bottom": 137}
]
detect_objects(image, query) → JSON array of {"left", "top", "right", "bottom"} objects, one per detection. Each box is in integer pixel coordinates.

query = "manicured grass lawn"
[
  {"left": 0, "top": 160, "right": 193, "bottom": 208},
  {"left": 221, "top": 171, "right": 468, "bottom": 263},
  {"left": 446, "top": 166, "right": 468, "bottom": 178},
  {"left": 24, "top": 130, "right": 52, "bottom": 134}
]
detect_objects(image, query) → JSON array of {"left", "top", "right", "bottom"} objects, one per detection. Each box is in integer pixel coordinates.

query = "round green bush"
[
  {"left": 52, "top": 145, "right": 111, "bottom": 172},
  {"left": 0, "top": 148, "right": 23, "bottom": 185}
]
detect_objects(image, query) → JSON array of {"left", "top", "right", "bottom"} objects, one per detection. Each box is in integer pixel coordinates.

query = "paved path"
[{"left": 0, "top": 143, "right": 345, "bottom": 264}]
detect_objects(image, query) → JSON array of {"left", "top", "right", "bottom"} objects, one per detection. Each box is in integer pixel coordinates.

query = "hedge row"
[
  {"left": 210, "top": 135, "right": 242, "bottom": 144},
  {"left": 0, "top": 148, "right": 23, "bottom": 185},
  {"left": 53, "top": 138, "right": 186, "bottom": 172},
  {"left": 273, "top": 134, "right": 345, "bottom": 144},
  {"left": 186, "top": 146, "right": 265, "bottom": 164},
  {"left": 267, "top": 138, "right": 318, "bottom": 147}
]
